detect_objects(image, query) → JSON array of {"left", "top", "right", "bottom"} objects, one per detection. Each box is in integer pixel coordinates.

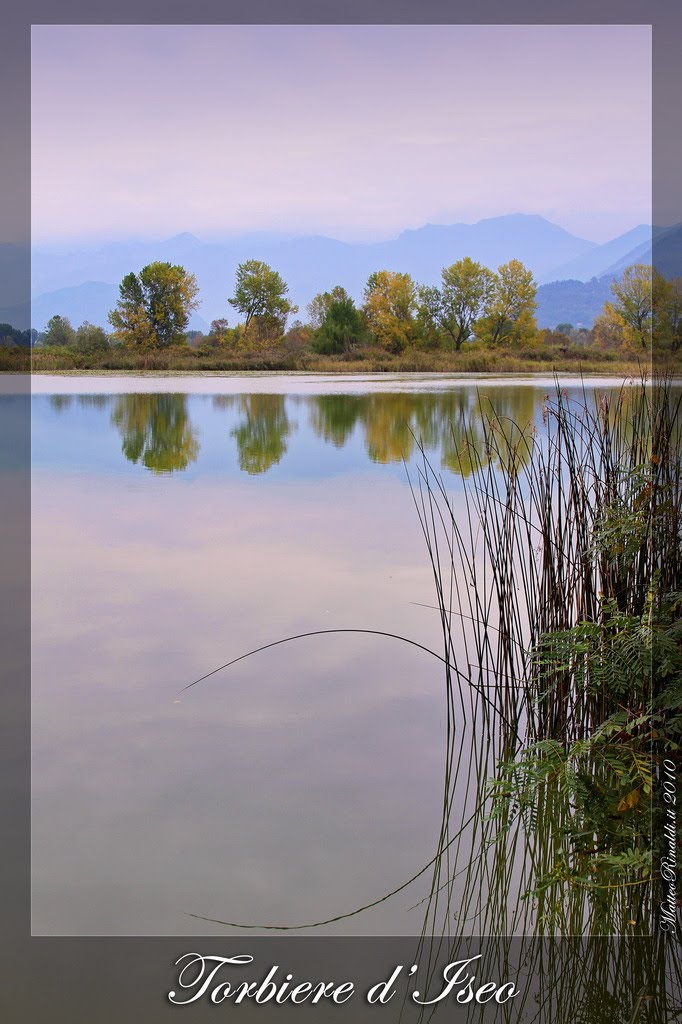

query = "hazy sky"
[{"left": 31, "top": 24, "right": 651, "bottom": 245}]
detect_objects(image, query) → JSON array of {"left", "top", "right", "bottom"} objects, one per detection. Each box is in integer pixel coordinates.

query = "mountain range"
[{"left": 2, "top": 214, "right": 679, "bottom": 332}]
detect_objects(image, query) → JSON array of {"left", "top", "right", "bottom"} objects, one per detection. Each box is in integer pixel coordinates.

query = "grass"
[
  {"left": 400, "top": 376, "right": 681, "bottom": 1022},
  {"left": 409, "top": 377, "right": 681, "bottom": 942},
  {"left": 9, "top": 341, "right": 651, "bottom": 376}
]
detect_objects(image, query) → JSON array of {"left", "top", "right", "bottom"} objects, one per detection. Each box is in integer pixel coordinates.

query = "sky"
[{"left": 31, "top": 24, "right": 652, "bottom": 246}]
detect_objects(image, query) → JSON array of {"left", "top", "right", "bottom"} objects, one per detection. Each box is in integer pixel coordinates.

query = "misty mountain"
[
  {"left": 23, "top": 214, "right": 675, "bottom": 333},
  {"left": 0, "top": 299, "right": 30, "bottom": 331},
  {"left": 28, "top": 214, "right": 598, "bottom": 331},
  {"left": 546, "top": 225, "right": 652, "bottom": 282},
  {"left": 602, "top": 223, "right": 682, "bottom": 279},
  {"left": 535, "top": 277, "right": 615, "bottom": 329},
  {"left": 366, "top": 214, "right": 596, "bottom": 283},
  {"left": 0, "top": 243, "right": 30, "bottom": 311}
]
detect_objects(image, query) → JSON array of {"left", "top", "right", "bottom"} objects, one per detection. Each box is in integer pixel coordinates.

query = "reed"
[
  {"left": 184, "top": 376, "right": 680, "bottom": 1015},
  {"left": 409, "top": 376, "right": 681, "bottom": 943}
]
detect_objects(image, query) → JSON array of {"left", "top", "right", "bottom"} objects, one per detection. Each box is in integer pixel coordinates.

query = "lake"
[{"left": 28, "top": 373, "right": 632, "bottom": 936}]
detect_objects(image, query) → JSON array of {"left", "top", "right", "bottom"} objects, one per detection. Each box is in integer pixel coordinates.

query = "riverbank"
[{"left": 3, "top": 343, "right": 650, "bottom": 377}]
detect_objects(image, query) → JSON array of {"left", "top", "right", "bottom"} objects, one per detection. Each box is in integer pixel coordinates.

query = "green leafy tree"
[
  {"left": 43, "top": 315, "right": 76, "bottom": 347},
  {"left": 74, "top": 321, "right": 110, "bottom": 353},
  {"left": 477, "top": 259, "right": 538, "bottom": 346},
  {"left": 108, "top": 262, "right": 199, "bottom": 348},
  {"left": 418, "top": 257, "right": 495, "bottom": 351},
  {"left": 306, "top": 286, "right": 350, "bottom": 329},
  {"left": 228, "top": 260, "right": 297, "bottom": 344},
  {"left": 312, "top": 296, "right": 367, "bottom": 354}
]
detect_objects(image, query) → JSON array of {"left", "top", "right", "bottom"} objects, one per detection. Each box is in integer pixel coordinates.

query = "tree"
[
  {"left": 108, "top": 262, "right": 199, "bottom": 348},
  {"left": 592, "top": 313, "right": 620, "bottom": 350},
  {"left": 363, "top": 271, "right": 418, "bottom": 353},
  {"left": 74, "top": 321, "right": 109, "bottom": 353},
  {"left": 42, "top": 315, "right": 75, "bottom": 347},
  {"left": 208, "top": 318, "right": 229, "bottom": 337},
  {"left": 306, "top": 286, "right": 350, "bottom": 329},
  {"left": 418, "top": 257, "right": 495, "bottom": 351},
  {"left": 203, "top": 318, "right": 230, "bottom": 347},
  {"left": 228, "top": 260, "right": 297, "bottom": 344},
  {"left": 652, "top": 271, "right": 682, "bottom": 351},
  {"left": 539, "top": 328, "right": 570, "bottom": 350},
  {"left": 312, "top": 296, "right": 368, "bottom": 354},
  {"left": 477, "top": 259, "right": 538, "bottom": 346},
  {"left": 0, "top": 323, "right": 35, "bottom": 347},
  {"left": 599, "top": 264, "right": 653, "bottom": 351}
]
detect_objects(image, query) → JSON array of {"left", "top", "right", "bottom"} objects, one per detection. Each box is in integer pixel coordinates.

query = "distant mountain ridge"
[
  {"left": 6, "top": 214, "right": 676, "bottom": 332},
  {"left": 535, "top": 277, "right": 615, "bottom": 330},
  {"left": 546, "top": 225, "right": 652, "bottom": 282}
]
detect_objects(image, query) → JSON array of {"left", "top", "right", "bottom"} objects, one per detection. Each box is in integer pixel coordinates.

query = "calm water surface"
[{"left": 29, "top": 374, "right": 630, "bottom": 935}]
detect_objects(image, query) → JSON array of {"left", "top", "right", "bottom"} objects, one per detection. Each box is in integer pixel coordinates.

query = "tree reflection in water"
[
  {"left": 73, "top": 388, "right": 547, "bottom": 478},
  {"left": 111, "top": 394, "right": 199, "bottom": 473},
  {"left": 226, "top": 394, "right": 292, "bottom": 475},
  {"left": 307, "top": 389, "right": 539, "bottom": 475}
]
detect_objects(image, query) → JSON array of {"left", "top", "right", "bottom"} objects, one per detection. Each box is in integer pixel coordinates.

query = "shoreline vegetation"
[
  {"left": 2, "top": 255, "right": 678, "bottom": 377},
  {"left": 413, "top": 378, "right": 681, "bottom": 940},
  {"left": 2, "top": 345, "right": 655, "bottom": 377}
]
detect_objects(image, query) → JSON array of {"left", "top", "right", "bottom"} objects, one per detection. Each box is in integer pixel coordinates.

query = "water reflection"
[
  {"left": 437, "top": 387, "right": 537, "bottom": 476},
  {"left": 34, "top": 379, "right": 665, "bottom": 941},
  {"left": 222, "top": 394, "right": 292, "bottom": 475},
  {"left": 78, "top": 394, "right": 111, "bottom": 410},
  {"left": 308, "top": 394, "right": 364, "bottom": 448},
  {"left": 53, "top": 388, "right": 548, "bottom": 477},
  {"left": 111, "top": 394, "right": 199, "bottom": 473},
  {"left": 49, "top": 394, "right": 74, "bottom": 412}
]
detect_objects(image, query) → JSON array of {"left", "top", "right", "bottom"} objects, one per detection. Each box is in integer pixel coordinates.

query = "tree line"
[
  {"left": 0, "top": 323, "right": 37, "bottom": 348},
  {"left": 34, "top": 258, "right": 681, "bottom": 356}
]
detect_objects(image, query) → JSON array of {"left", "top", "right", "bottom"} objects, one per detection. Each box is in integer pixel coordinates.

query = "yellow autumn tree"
[
  {"left": 418, "top": 258, "right": 495, "bottom": 351},
  {"left": 597, "top": 264, "right": 653, "bottom": 352},
  {"left": 363, "top": 271, "right": 418, "bottom": 353},
  {"left": 476, "top": 259, "right": 538, "bottom": 347},
  {"left": 108, "top": 262, "right": 199, "bottom": 348},
  {"left": 106, "top": 260, "right": 196, "bottom": 348}
]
